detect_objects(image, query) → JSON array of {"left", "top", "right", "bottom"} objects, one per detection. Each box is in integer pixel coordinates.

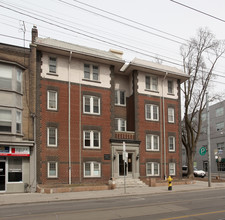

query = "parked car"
[{"left": 193, "top": 167, "right": 206, "bottom": 178}]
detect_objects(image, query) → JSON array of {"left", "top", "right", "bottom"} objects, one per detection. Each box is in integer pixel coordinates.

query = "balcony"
[{"left": 115, "top": 131, "right": 135, "bottom": 140}]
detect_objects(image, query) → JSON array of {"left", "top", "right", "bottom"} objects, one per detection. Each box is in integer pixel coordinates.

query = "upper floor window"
[
  {"left": 169, "top": 163, "right": 176, "bottom": 176},
  {"left": 0, "top": 64, "right": 12, "bottom": 90},
  {"left": 115, "top": 118, "right": 126, "bottom": 131},
  {"left": 83, "top": 130, "right": 100, "bottom": 149},
  {"left": 168, "top": 136, "right": 175, "bottom": 152},
  {"left": 201, "top": 112, "right": 206, "bottom": 122},
  {"left": 83, "top": 95, "right": 100, "bottom": 115},
  {"left": 16, "top": 69, "right": 22, "bottom": 93},
  {"left": 216, "top": 107, "right": 224, "bottom": 117},
  {"left": 168, "top": 107, "right": 175, "bottom": 123},
  {"left": 84, "top": 64, "right": 99, "bottom": 81},
  {"left": 84, "top": 161, "right": 101, "bottom": 177},
  {"left": 217, "top": 142, "right": 224, "bottom": 151},
  {"left": 146, "top": 134, "right": 159, "bottom": 151},
  {"left": 49, "top": 57, "right": 57, "bottom": 73},
  {"left": 47, "top": 90, "right": 57, "bottom": 110},
  {"left": 145, "top": 75, "right": 158, "bottom": 91},
  {"left": 216, "top": 122, "right": 224, "bottom": 132},
  {"left": 16, "top": 111, "right": 22, "bottom": 134},
  {"left": 168, "top": 80, "right": 174, "bottom": 94},
  {"left": 145, "top": 104, "right": 159, "bottom": 121},
  {"left": 47, "top": 161, "right": 58, "bottom": 178},
  {"left": 0, "top": 109, "right": 11, "bottom": 132},
  {"left": 115, "top": 90, "right": 126, "bottom": 106},
  {"left": 146, "top": 162, "right": 160, "bottom": 176},
  {"left": 47, "top": 127, "right": 57, "bottom": 147}
]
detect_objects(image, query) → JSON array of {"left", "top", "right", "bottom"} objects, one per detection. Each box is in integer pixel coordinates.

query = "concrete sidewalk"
[{"left": 1, "top": 181, "right": 225, "bottom": 206}]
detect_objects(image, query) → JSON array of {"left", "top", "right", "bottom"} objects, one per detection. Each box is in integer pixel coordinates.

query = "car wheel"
[{"left": 201, "top": 174, "right": 205, "bottom": 178}]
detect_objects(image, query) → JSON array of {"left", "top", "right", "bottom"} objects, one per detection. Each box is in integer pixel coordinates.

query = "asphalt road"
[{"left": 1, "top": 188, "right": 225, "bottom": 220}]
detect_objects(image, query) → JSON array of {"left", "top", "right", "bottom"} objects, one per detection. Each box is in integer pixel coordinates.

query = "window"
[
  {"left": 48, "top": 162, "right": 58, "bottom": 178},
  {"left": 47, "top": 90, "right": 57, "bottom": 110},
  {"left": 16, "top": 69, "right": 22, "bottom": 93},
  {"left": 16, "top": 111, "right": 22, "bottom": 133},
  {"left": 115, "top": 90, "right": 126, "bottom": 106},
  {"left": 169, "top": 163, "right": 176, "bottom": 176},
  {"left": 146, "top": 134, "right": 159, "bottom": 151},
  {"left": 83, "top": 131, "right": 100, "bottom": 149},
  {"left": 216, "top": 107, "right": 224, "bottom": 117},
  {"left": 145, "top": 104, "right": 159, "bottom": 121},
  {"left": 145, "top": 76, "right": 158, "bottom": 91},
  {"left": 168, "top": 107, "right": 175, "bottom": 123},
  {"left": 169, "top": 136, "right": 175, "bottom": 151},
  {"left": 168, "top": 80, "right": 174, "bottom": 94},
  {"left": 217, "top": 143, "right": 224, "bottom": 151},
  {"left": 83, "top": 95, "right": 100, "bottom": 115},
  {"left": 84, "top": 162, "right": 101, "bottom": 177},
  {"left": 201, "top": 112, "right": 206, "bottom": 122},
  {"left": 216, "top": 122, "right": 224, "bottom": 131},
  {"left": 0, "top": 109, "right": 11, "bottom": 132},
  {"left": 49, "top": 57, "right": 57, "bottom": 73},
  {"left": 47, "top": 127, "right": 57, "bottom": 147},
  {"left": 8, "top": 157, "right": 22, "bottom": 182},
  {"left": 0, "top": 64, "right": 12, "bottom": 90},
  {"left": 146, "top": 162, "right": 160, "bottom": 176},
  {"left": 115, "top": 118, "right": 126, "bottom": 131},
  {"left": 84, "top": 64, "right": 99, "bottom": 81}
]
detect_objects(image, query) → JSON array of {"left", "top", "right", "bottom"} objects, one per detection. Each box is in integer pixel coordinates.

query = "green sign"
[{"left": 199, "top": 147, "right": 207, "bottom": 156}]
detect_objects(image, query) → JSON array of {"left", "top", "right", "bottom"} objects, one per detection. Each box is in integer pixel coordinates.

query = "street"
[{"left": 0, "top": 188, "right": 225, "bottom": 220}]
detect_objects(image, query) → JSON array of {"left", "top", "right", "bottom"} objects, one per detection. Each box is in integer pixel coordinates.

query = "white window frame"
[
  {"left": 47, "top": 90, "right": 58, "bottom": 110},
  {"left": 16, "top": 111, "right": 22, "bottom": 134},
  {"left": 145, "top": 75, "right": 158, "bottom": 91},
  {"left": 83, "top": 95, "right": 100, "bottom": 115},
  {"left": 168, "top": 107, "right": 175, "bottom": 123},
  {"left": 146, "top": 134, "right": 159, "bottom": 151},
  {"left": 169, "top": 163, "right": 176, "bottom": 176},
  {"left": 145, "top": 104, "right": 159, "bottom": 121},
  {"left": 47, "top": 127, "right": 58, "bottom": 147},
  {"left": 16, "top": 69, "right": 22, "bottom": 93},
  {"left": 115, "top": 118, "right": 126, "bottom": 131},
  {"left": 84, "top": 162, "right": 101, "bottom": 177},
  {"left": 84, "top": 64, "right": 99, "bottom": 81},
  {"left": 83, "top": 130, "right": 101, "bottom": 149},
  {"left": 168, "top": 136, "right": 176, "bottom": 152},
  {"left": 0, "top": 109, "right": 12, "bottom": 132},
  {"left": 146, "top": 162, "right": 160, "bottom": 176},
  {"left": 115, "top": 90, "right": 126, "bottom": 106},
  {"left": 167, "top": 79, "right": 174, "bottom": 94},
  {"left": 49, "top": 57, "right": 57, "bottom": 74},
  {"left": 47, "top": 162, "right": 58, "bottom": 178},
  {"left": 216, "top": 122, "right": 224, "bottom": 131},
  {"left": 216, "top": 107, "right": 224, "bottom": 117}
]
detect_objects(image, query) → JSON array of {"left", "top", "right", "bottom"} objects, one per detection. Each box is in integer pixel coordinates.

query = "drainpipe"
[
  {"left": 162, "top": 72, "right": 168, "bottom": 180},
  {"left": 79, "top": 80, "right": 82, "bottom": 183},
  {"left": 68, "top": 51, "right": 72, "bottom": 185}
]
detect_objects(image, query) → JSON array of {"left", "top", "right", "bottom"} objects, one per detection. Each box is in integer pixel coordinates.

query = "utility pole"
[{"left": 206, "top": 92, "right": 211, "bottom": 187}]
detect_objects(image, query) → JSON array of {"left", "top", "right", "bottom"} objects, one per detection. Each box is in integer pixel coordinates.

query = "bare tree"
[{"left": 181, "top": 28, "right": 225, "bottom": 178}]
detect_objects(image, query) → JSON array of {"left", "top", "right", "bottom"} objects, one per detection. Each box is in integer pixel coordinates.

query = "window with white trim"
[
  {"left": 83, "top": 131, "right": 100, "bottom": 149},
  {"left": 145, "top": 104, "right": 159, "bottom": 121},
  {"left": 49, "top": 57, "right": 57, "bottom": 73},
  {"left": 16, "top": 111, "right": 22, "bottom": 133},
  {"left": 145, "top": 75, "right": 158, "bottom": 91},
  {"left": 146, "top": 162, "right": 160, "bottom": 176},
  {"left": 83, "top": 95, "right": 100, "bottom": 115},
  {"left": 84, "top": 64, "right": 99, "bottom": 81},
  {"left": 168, "top": 136, "right": 175, "bottom": 152},
  {"left": 0, "top": 64, "right": 12, "bottom": 90},
  {"left": 47, "top": 162, "right": 58, "bottom": 178},
  {"left": 168, "top": 80, "right": 174, "bottom": 94},
  {"left": 84, "top": 162, "right": 101, "bottom": 177},
  {"left": 16, "top": 69, "right": 22, "bottom": 93},
  {"left": 47, "top": 90, "right": 57, "bottom": 110},
  {"left": 0, "top": 109, "right": 11, "bottom": 132},
  {"left": 47, "top": 127, "right": 57, "bottom": 147},
  {"left": 115, "top": 118, "right": 126, "bottom": 131},
  {"left": 216, "top": 122, "right": 224, "bottom": 131},
  {"left": 169, "top": 163, "right": 176, "bottom": 176},
  {"left": 146, "top": 134, "right": 159, "bottom": 151},
  {"left": 168, "top": 107, "right": 175, "bottom": 123},
  {"left": 115, "top": 90, "right": 126, "bottom": 106},
  {"left": 216, "top": 107, "right": 224, "bottom": 117}
]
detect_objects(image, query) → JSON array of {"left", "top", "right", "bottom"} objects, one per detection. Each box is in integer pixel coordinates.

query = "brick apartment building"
[
  {"left": 31, "top": 26, "right": 188, "bottom": 187},
  {"left": 0, "top": 43, "right": 36, "bottom": 193}
]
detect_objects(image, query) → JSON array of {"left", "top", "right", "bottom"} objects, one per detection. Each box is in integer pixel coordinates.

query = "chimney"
[
  {"left": 32, "top": 25, "right": 38, "bottom": 44},
  {"left": 109, "top": 49, "right": 123, "bottom": 59}
]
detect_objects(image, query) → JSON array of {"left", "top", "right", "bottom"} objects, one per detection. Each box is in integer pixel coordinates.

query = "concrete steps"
[{"left": 115, "top": 178, "right": 148, "bottom": 188}]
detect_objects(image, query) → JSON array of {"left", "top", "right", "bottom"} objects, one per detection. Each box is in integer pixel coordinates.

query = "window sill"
[
  {"left": 115, "top": 104, "right": 126, "bottom": 107},
  {"left": 145, "top": 89, "right": 159, "bottom": 93},
  {"left": 167, "top": 93, "right": 175, "bottom": 96},
  {"left": 83, "top": 147, "right": 101, "bottom": 150},
  {"left": 82, "top": 78, "right": 101, "bottom": 84},
  {"left": 47, "top": 72, "right": 58, "bottom": 76}
]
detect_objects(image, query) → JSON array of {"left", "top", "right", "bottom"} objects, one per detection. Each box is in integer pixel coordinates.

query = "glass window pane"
[
  {"left": 8, "top": 157, "right": 22, "bottom": 182},
  {"left": 0, "top": 109, "right": 11, "bottom": 132},
  {"left": 153, "top": 136, "right": 158, "bottom": 150},
  {"left": 85, "top": 163, "right": 91, "bottom": 176},
  {"left": 84, "top": 97, "right": 90, "bottom": 113},
  {"left": 48, "top": 128, "right": 56, "bottom": 145},
  {"left": 154, "top": 163, "right": 159, "bottom": 175},
  {"left": 120, "top": 91, "right": 125, "bottom": 105},
  {"left": 49, "top": 162, "right": 56, "bottom": 176},
  {"left": 93, "top": 66, "right": 99, "bottom": 81},
  {"left": 153, "top": 105, "right": 158, "bottom": 120},
  {"left": 93, "top": 97, "right": 99, "bottom": 113},
  {"left": 0, "top": 64, "right": 12, "bottom": 90},
  {"left": 94, "top": 163, "right": 100, "bottom": 175},
  {"left": 93, "top": 132, "right": 99, "bottom": 147},
  {"left": 49, "top": 57, "right": 57, "bottom": 73},
  {"left": 146, "top": 76, "right": 150, "bottom": 89},
  {"left": 84, "top": 64, "right": 90, "bottom": 79}
]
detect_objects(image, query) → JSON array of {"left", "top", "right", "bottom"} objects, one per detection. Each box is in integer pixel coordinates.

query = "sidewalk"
[{"left": 1, "top": 181, "right": 225, "bottom": 206}]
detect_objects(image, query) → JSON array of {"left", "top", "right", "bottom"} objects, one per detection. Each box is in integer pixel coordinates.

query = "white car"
[{"left": 194, "top": 167, "right": 206, "bottom": 178}]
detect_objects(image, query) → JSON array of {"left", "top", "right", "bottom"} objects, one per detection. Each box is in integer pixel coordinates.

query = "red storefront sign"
[{"left": 0, "top": 146, "right": 30, "bottom": 157}]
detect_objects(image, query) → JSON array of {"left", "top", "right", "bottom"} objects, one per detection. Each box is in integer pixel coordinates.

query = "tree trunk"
[{"left": 186, "top": 148, "right": 194, "bottom": 178}]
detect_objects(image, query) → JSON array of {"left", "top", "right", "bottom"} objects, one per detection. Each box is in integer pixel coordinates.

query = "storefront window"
[{"left": 8, "top": 157, "right": 22, "bottom": 182}]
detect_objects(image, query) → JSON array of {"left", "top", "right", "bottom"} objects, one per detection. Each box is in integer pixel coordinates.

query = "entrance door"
[
  {"left": 127, "top": 153, "right": 132, "bottom": 177},
  {"left": 0, "top": 161, "right": 5, "bottom": 191},
  {"left": 119, "top": 153, "right": 133, "bottom": 177}
]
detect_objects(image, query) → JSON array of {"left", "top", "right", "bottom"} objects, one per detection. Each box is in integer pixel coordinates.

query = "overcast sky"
[{"left": 0, "top": 0, "right": 225, "bottom": 95}]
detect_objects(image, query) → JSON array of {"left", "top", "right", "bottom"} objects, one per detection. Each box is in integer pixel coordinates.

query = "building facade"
[
  {"left": 0, "top": 43, "right": 36, "bottom": 193},
  {"left": 31, "top": 27, "right": 188, "bottom": 187}
]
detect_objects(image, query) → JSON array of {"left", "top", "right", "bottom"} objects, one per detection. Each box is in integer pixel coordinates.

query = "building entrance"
[
  {"left": 119, "top": 153, "right": 132, "bottom": 177},
  {"left": 0, "top": 161, "right": 5, "bottom": 191}
]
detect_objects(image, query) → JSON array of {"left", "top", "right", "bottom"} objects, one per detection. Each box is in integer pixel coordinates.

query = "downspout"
[
  {"left": 162, "top": 72, "right": 168, "bottom": 180},
  {"left": 68, "top": 51, "right": 72, "bottom": 185},
  {"left": 79, "top": 77, "right": 82, "bottom": 183}
]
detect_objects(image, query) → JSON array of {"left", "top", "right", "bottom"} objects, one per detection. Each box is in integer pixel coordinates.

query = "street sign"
[{"left": 199, "top": 147, "right": 207, "bottom": 156}]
